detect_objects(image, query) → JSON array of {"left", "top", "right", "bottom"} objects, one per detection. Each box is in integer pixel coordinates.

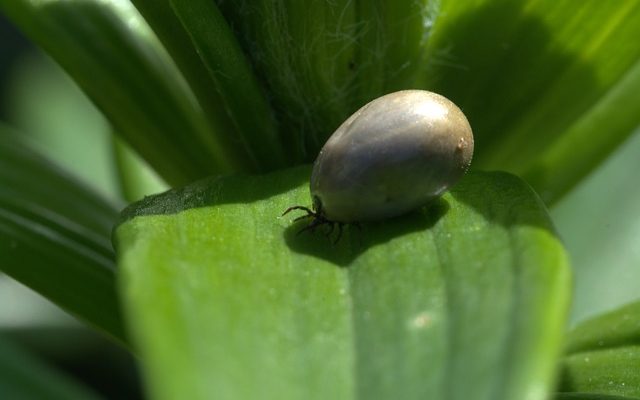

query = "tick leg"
[
  {"left": 297, "top": 218, "right": 322, "bottom": 236},
  {"left": 293, "top": 214, "right": 314, "bottom": 222},
  {"left": 282, "top": 205, "right": 314, "bottom": 217},
  {"left": 324, "top": 222, "right": 335, "bottom": 238}
]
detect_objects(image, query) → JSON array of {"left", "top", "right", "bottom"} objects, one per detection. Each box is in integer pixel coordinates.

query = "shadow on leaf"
[{"left": 282, "top": 198, "right": 449, "bottom": 267}]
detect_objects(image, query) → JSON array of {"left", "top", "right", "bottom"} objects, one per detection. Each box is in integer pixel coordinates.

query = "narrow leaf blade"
[
  {"left": 169, "top": 0, "right": 286, "bottom": 171},
  {"left": 566, "top": 301, "right": 640, "bottom": 355},
  {"left": 555, "top": 393, "right": 640, "bottom": 400},
  {"left": 130, "top": 0, "right": 283, "bottom": 171},
  {"left": 559, "top": 347, "right": 640, "bottom": 398},
  {"left": 0, "top": 127, "right": 126, "bottom": 343},
  {"left": 558, "top": 301, "right": 640, "bottom": 398}
]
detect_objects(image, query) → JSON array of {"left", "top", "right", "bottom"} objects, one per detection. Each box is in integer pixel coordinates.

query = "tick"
[{"left": 284, "top": 90, "right": 474, "bottom": 242}]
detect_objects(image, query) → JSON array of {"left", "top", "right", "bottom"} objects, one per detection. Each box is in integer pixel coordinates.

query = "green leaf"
[
  {"left": 555, "top": 393, "right": 640, "bottom": 400},
  {"left": 557, "top": 302, "right": 640, "bottom": 398},
  {"left": 112, "top": 136, "right": 168, "bottom": 203},
  {"left": 0, "top": 0, "right": 244, "bottom": 185},
  {"left": 0, "top": 334, "right": 102, "bottom": 400},
  {"left": 214, "top": 0, "right": 351, "bottom": 159},
  {"left": 6, "top": 0, "right": 639, "bottom": 199},
  {"left": 558, "top": 346, "right": 640, "bottom": 398},
  {"left": 169, "top": 0, "right": 285, "bottom": 170},
  {"left": 216, "top": 0, "right": 640, "bottom": 200},
  {"left": 129, "top": 0, "right": 285, "bottom": 171},
  {"left": 565, "top": 301, "right": 640, "bottom": 355},
  {"left": 557, "top": 302, "right": 640, "bottom": 397},
  {"left": 215, "top": 0, "right": 437, "bottom": 161},
  {"left": 353, "top": 0, "right": 438, "bottom": 105},
  {"left": 423, "top": 0, "right": 640, "bottom": 203},
  {"left": 0, "top": 127, "right": 126, "bottom": 344},
  {"left": 5, "top": 50, "right": 120, "bottom": 203},
  {"left": 115, "top": 167, "right": 570, "bottom": 400}
]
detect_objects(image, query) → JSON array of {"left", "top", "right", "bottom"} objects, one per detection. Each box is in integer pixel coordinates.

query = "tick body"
[{"left": 284, "top": 90, "right": 473, "bottom": 239}]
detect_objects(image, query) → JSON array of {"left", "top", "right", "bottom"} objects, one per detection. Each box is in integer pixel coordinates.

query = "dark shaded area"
[
  {"left": 283, "top": 198, "right": 449, "bottom": 266},
  {"left": 0, "top": 13, "right": 30, "bottom": 120},
  {"left": 284, "top": 170, "right": 557, "bottom": 265},
  {"left": 49, "top": 341, "right": 143, "bottom": 400},
  {"left": 3, "top": 328, "right": 143, "bottom": 400},
  {"left": 426, "top": 0, "right": 599, "bottom": 168},
  {"left": 215, "top": 0, "right": 360, "bottom": 164}
]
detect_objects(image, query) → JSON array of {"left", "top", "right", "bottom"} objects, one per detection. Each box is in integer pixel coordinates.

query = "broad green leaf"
[
  {"left": 423, "top": 0, "right": 640, "bottom": 203},
  {"left": 115, "top": 167, "right": 570, "bottom": 400},
  {"left": 0, "top": 334, "right": 101, "bottom": 400},
  {"left": 558, "top": 346, "right": 640, "bottom": 398},
  {"left": 565, "top": 301, "right": 640, "bottom": 355},
  {"left": 0, "top": 127, "right": 126, "bottom": 344},
  {"left": 0, "top": 0, "right": 245, "bottom": 185}
]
